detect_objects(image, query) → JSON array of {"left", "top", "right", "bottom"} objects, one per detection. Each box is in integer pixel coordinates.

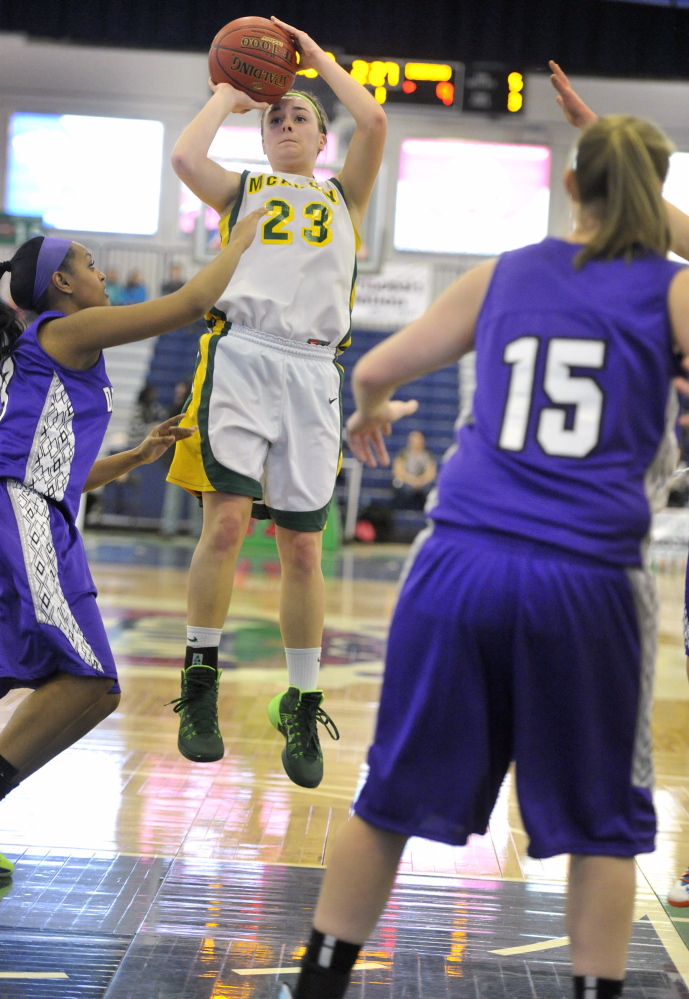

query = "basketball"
[{"left": 209, "top": 16, "right": 297, "bottom": 103}]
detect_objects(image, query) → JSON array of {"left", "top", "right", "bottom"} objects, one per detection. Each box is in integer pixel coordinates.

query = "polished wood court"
[{"left": 1, "top": 534, "right": 689, "bottom": 991}]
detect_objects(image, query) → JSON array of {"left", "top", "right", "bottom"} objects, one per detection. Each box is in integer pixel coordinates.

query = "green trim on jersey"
[
  {"left": 329, "top": 177, "right": 356, "bottom": 353},
  {"left": 205, "top": 306, "right": 226, "bottom": 329},
  {"left": 330, "top": 176, "right": 347, "bottom": 205},
  {"left": 198, "top": 326, "right": 263, "bottom": 499},
  {"left": 220, "top": 170, "right": 250, "bottom": 248},
  {"left": 337, "top": 255, "right": 357, "bottom": 353}
]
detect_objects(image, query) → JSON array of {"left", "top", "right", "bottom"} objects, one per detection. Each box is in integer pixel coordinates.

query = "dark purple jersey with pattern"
[
  {"left": 430, "top": 239, "right": 685, "bottom": 565},
  {"left": 0, "top": 311, "right": 112, "bottom": 521}
]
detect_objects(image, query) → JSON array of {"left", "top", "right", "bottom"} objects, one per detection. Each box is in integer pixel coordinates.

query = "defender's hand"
[
  {"left": 135, "top": 415, "right": 196, "bottom": 465},
  {"left": 346, "top": 400, "right": 419, "bottom": 468},
  {"left": 549, "top": 61, "right": 598, "bottom": 130},
  {"left": 228, "top": 207, "right": 267, "bottom": 252}
]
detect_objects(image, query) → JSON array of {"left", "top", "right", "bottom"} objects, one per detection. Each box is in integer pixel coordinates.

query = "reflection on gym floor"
[{"left": 0, "top": 534, "right": 688, "bottom": 996}]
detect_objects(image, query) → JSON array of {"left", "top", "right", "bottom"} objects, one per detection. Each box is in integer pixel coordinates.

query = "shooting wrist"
[
  {"left": 209, "top": 88, "right": 240, "bottom": 117},
  {"left": 308, "top": 47, "right": 332, "bottom": 73}
]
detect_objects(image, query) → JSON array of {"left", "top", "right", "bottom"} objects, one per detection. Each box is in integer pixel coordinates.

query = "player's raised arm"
[
  {"left": 37, "top": 208, "right": 265, "bottom": 367},
  {"left": 549, "top": 61, "right": 598, "bottom": 130},
  {"left": 271, "top": 17, "right": 387, "bottom": 230},
  {"left": 346, "top": 260, "right": 496, "bottom": 467},
  {"left": 171, "top": 82, "right": 269, "bottom": 215},
  {"left": 549, "top": 61, "right": 689, "bottom": 261},
  {"left": 666, "top": 202, "right": 689, "bottom": 263},
  {"left": 669, "top": 268, "right": 689, "bottom": 356},
  {"left": 81, "top": 416, "right": 196, "bottom": 492}
]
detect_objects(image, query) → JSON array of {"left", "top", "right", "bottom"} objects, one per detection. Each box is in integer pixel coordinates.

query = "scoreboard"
[
  {"left": 463, "top": 63, "right": 524, "bottom": 114},
  {"left": 338, "top": 58, "right": 462, "bottom": 109},
  {"left": 298, "top": 55, "right": 524, "bottom": 114}
]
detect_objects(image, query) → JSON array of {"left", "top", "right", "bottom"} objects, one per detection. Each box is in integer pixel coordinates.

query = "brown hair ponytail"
[{"left": 574, "top": 114, "right": 672, "bottom": 268}]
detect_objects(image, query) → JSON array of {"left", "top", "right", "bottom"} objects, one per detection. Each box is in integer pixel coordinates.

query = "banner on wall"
[{"left": 352, "top": 262, "right": 433, "bottom": 329}]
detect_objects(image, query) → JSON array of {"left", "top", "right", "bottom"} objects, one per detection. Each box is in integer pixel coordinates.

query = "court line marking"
[
  {"left": 0, "top": 972, "right": 69, "bottom": 979},
  {"left": 635, "top": 870, "right": 689, "bottom": 989},
  {"left": 669, "top": 917, "right": 689, "bottom": 922},
  {"left": 232, "top": 962, "right": 387, "bottom": 977},
  {"left": 491, "top": 936, "right": 570, "bottom": 956},
  {"left": 491, "top": 908, "right": 689, "bottom": 958}
]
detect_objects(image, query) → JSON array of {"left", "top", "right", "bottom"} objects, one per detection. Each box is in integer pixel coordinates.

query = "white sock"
[
  {"left": 285, "top": 647, "right": 322, "bottom": 692},
  {"left": 187, "top": 626, "right": 222, "bottom": 648}
]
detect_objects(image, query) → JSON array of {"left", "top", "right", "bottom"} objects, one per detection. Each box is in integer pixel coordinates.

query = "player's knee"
[
  {"left": 88, "top": 688, "right": 120, "bottom": 725},
  {"left": 101, "top": 690, "right": 121, "bottom": 716},
  {"left": 92, "top": 676, "right": 117, "bottom": 701},
  {"left": 281, "top": 531, "right": 322, "bottom": 577},
  {"left": 71, "top": 675, "right": 118, "bottom": 712},
  {"left": 204, "top": 507, "right": 248, "bottom": 553}
]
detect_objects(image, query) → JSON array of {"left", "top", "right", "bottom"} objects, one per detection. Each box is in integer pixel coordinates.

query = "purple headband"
[{"left": 32, "top": 237, "right": 72, "bottom": 308}]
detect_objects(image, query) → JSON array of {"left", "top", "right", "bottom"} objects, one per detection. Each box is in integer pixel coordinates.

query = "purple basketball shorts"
[
  {"left": 355, "top": 525, "right": 656, "bottom": 859},
  {"left": 0, "top": 479, "right": 119, "bottom": 697}
]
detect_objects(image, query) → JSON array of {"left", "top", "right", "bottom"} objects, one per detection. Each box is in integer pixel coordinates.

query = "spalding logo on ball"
[{"left": 209, "top": 16, "right": 297, "bottom": 103}]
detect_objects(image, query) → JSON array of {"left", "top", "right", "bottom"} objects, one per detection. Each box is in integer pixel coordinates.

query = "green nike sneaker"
[
  {"left": 0, "top": 853, "right": 13, "bottom": 879},
  {"left": 169, "top": 665, "right": 224, "bottom": 763},
  {"left": 268, "top": 686, "right": 340, "bottom": 788}
]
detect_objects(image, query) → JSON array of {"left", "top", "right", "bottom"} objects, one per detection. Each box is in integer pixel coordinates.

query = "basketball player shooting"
[
  {"left": 550, "top": 60, "right": 689, "bottom": 261},
  {"left": 167, "top": 17, "right": 388, "bottom": 789}
]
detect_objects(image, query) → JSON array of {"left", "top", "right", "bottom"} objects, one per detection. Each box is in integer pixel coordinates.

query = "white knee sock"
[{"left": 285, "top": 647, "right": 322, "bottom": 692}]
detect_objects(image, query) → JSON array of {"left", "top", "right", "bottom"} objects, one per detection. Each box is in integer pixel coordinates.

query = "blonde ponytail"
[{"left": 573, "top": 114, "right": 672, "bottom": 268}]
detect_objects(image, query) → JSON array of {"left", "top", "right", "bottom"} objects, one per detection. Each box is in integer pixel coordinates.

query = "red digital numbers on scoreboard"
[
  {"left": 298, "top": 56, "right": 463, "bottom": 108},
  {"left": 297, "top": 56, "right": 525, "bottom": 114},
  {"left": 339, "top": 58, "right": 463, "bottom": 107}
]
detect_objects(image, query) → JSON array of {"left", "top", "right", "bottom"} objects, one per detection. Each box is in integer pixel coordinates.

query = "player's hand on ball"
[
  {"left": 270, "top": 16, "right": 322, "bottom": 72},
  {"left": 135, "top": 415, "right": 196, "bottom": 465},
  {"left": 208, "top": 78, "right": 270, "bottom": 114},
  {"left": 549, "top": 61, "right": 597, "bottom": 130},
  {"left": 229, "top": 207, "right": 268, "bottom": 252},
  {"left": 346, "top": 400, "right": 419, "bottom": 468}
]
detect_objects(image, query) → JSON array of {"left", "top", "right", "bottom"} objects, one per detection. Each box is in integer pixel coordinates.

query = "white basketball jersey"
[{"left": 216, "top": 170, "right": 358, "bottom": 348}]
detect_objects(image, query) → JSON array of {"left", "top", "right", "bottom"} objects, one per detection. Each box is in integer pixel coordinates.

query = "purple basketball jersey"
[
  {"left": 431, "top": 239, "right": 684, "bottom": 565},
  {"left": 0, "top": 311, "right": 113, "bottom": 521}
]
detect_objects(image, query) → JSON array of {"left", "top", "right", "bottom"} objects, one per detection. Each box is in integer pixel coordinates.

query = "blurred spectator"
[
  {"left": 127, "top": 384, "right": 167, "bottom": 449},
  {"left": 392, "top": 430, "right": 437, "bottom": 510},
  {"left": 163, "top": 380, "right": 192, "bottom": 461},
  {"left": 121, "top": 270, "right": 148, "bottom": 305},
  {"left": 161, "top": 263, "right": 185, "bottom": 296},
  {"left": 172, "top": 378, "right": 192, "bottom": 411},
  {"left": 105, "top": 268, "right": 124, "bottom": 305}
]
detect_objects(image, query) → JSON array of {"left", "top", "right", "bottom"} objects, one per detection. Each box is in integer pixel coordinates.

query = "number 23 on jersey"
[
  {"left": 499, "top": 336, "right": 606, "bottom": 459},
  {"left": 261, "top": 198, "right": 334, "bottom": 247}
]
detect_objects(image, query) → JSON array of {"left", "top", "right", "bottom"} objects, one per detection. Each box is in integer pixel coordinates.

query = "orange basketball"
[{"left": 209, "top": 16, "right": 297, "bottom": 103}]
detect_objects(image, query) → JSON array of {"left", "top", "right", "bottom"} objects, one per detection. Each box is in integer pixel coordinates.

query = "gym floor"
[{"left": 0, "top": 533, "right": 688, "bottom": 998}]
